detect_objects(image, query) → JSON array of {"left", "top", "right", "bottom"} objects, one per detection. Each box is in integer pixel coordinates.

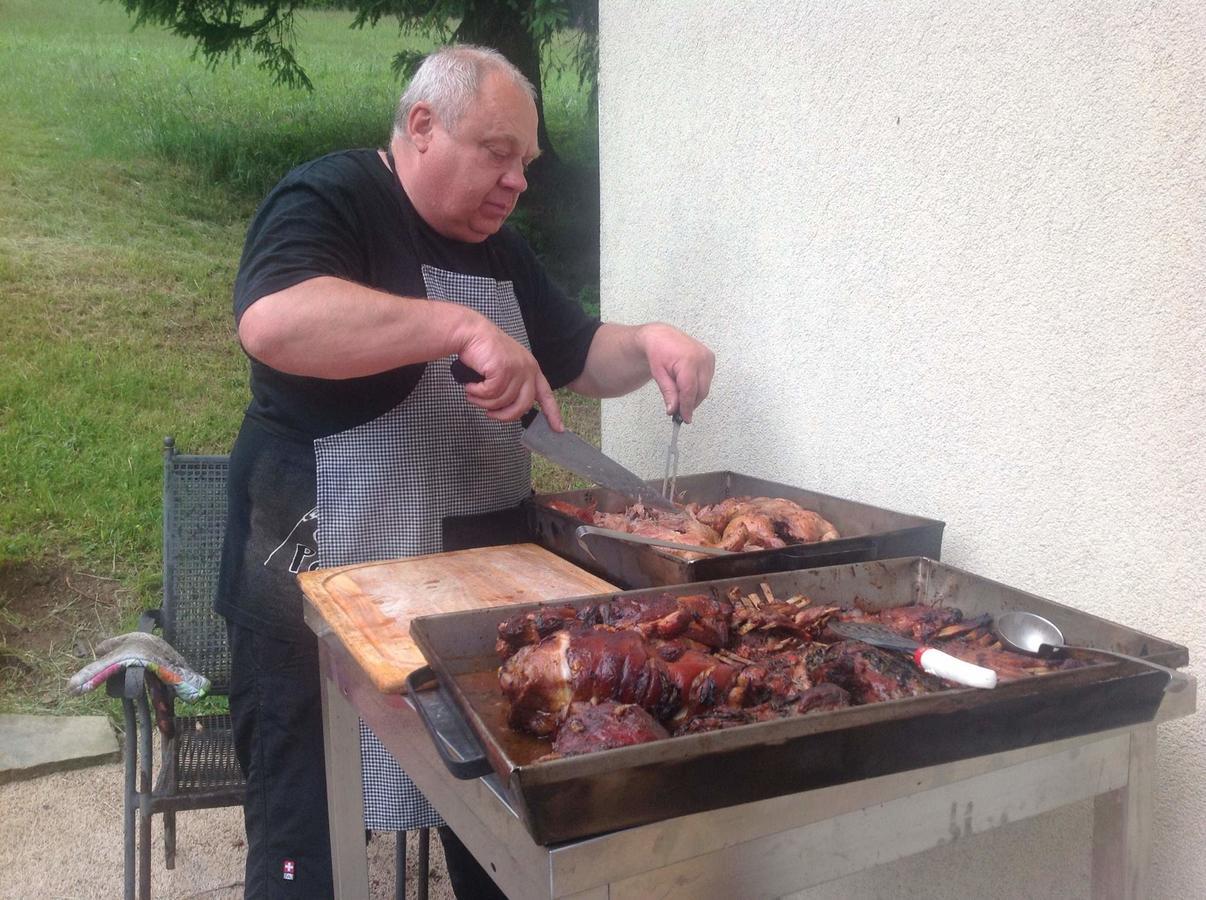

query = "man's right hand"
[{"left": 456, "top": 318, "right": 564, "bottom": 431}]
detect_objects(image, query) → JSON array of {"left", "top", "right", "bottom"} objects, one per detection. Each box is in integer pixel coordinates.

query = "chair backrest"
[{"left": 162, "top": 437, "right": 232, "bottom": 694}]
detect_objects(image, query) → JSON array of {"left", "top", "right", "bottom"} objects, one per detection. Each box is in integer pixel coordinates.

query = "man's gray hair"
[{"left": 393, "top": 45, "right": 536, "bottom": 139}]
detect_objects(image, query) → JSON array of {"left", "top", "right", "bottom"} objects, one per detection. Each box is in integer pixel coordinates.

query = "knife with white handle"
[{"left": 828, "top": 621, "right": 999, "bottom": 689}]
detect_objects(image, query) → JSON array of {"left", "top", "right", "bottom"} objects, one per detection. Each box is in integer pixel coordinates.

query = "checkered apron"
[{"left": 313, "top": 262, "right": 533, "bottom": 830}]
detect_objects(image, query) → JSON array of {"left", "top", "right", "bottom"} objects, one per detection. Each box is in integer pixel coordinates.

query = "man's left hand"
[{"left": 635, "top": 323, "right": 715, "bottom": 423}]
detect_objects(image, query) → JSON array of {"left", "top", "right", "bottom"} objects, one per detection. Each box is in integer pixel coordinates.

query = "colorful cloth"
[{"left": 68, "top": 631, "right": 210, "bottom": 702}]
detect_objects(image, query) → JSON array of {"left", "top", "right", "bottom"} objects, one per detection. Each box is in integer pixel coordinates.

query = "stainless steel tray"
[
  {"left": 527, "top": 471, "right": 945, "bottom": 588},
  {"left": 408, "top": 557, "right": 1186, "bottom": 845}
]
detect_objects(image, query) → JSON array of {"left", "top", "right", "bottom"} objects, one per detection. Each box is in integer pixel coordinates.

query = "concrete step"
[{"left": 0, "top": 714, "right": 119, "bottom": 784}]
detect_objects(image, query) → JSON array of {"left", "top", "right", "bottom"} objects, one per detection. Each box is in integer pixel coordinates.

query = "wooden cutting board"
[{"left": 298, "top": 543, "right": 616, "bottom": 693}]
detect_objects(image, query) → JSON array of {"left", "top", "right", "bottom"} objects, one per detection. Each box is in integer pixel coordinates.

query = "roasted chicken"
[{"left": 544, "top": 495, "right": 839, "bottom": 556}]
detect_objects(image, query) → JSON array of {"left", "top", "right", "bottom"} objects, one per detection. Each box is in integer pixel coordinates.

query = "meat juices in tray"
[{"left": 495, "top": 586, "right": 1082, "bottom": 760}]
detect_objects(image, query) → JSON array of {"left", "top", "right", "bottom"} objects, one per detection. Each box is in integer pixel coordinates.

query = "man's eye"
[{"left": 487, "top": 146, "right": 508, "bottom": 161}]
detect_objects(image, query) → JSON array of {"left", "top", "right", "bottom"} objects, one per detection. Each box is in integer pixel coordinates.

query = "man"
[{"left": 217, "top": 44, "right": 714, "bottom": 898}]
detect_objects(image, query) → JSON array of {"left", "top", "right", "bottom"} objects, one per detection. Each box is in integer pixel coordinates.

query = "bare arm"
[
  {"left": 238, "top": 275, "right": 563, "bottom": 428},
  {"left": 569, "top": 322, "right": 715, "bottom": 423}
]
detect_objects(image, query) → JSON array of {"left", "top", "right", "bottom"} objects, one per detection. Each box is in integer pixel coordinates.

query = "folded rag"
[{"left": 69, "top": 631, "right": 211, "bottom": 703}]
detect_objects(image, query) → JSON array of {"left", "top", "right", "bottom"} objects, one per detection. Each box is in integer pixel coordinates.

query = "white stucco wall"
[{"left": 597, "top": 2, "right": 1204, "bottom": 897}]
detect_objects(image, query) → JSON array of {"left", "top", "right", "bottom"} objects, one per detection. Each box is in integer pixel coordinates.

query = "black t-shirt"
[{"left": 216, "top": 149, "right": 601, "bottom": 637}]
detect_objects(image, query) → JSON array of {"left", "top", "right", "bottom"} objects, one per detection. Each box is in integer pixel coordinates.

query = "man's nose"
[{"left": 500, "top": 160, "right": 527, "bottom": 193}]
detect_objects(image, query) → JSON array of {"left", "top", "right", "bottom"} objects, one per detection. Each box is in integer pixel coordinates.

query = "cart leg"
[
  {"left": 417, "top": 827, "right": 429, "bottom": 900},
  {"left": 319, "top": 642, "right": 370, "bottom": 900},
  {"left": 1091, "top": 725, "right": 1156, "bottom": 900},
  {"left": 164, "top": 810, "right": 176, "bottom": 869},
  {"left": 396, "top": 831, "right": 406, "bottom": 900}
]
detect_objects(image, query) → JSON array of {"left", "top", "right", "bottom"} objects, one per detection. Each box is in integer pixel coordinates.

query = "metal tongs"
[
  {"left": 574, "top": 524, "right": 733, "bottom": 559},
  {"left": 661, "top": 412, "right": 683, "bottom": 502}
]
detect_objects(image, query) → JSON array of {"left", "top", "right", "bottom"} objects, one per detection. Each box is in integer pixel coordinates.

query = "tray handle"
[
  {"left": 779, "top": 537, "right": 877, "bottom": 567},
  {"left": 405, "top": 666, "right": 493, "bottom": 780}
]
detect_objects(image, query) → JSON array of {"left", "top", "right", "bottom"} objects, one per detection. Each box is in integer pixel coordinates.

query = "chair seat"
[{"left": 156, "top": 714, "right": 245, "bottom": 807}]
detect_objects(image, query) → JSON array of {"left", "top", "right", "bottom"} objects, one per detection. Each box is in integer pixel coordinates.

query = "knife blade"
[
  {"left": 521, "top": 411, "right": 678, "bottom": 511},
  {"left": 450, "top": 359, "right": 678, "bottom": 511}
]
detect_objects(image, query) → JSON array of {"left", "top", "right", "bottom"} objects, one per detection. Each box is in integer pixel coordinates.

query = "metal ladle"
[{"left": 994, "top": 611, "right": 1189, "bottom": 693}]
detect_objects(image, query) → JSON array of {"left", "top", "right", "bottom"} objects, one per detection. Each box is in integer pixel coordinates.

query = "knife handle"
[
  {"left": 451, "top": 359, "right": 540, "bottom": 428},
  {"left": 450, "top": 359, "right": 485, "bottom": 384},
  {"left": 915, "top": 648, "right": 998, "bottom": 689}
]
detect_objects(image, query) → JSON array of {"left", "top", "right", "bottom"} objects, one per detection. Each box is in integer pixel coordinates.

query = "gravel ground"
[{"left": 0, "top": 762, "right": 454, "bottom": 899}]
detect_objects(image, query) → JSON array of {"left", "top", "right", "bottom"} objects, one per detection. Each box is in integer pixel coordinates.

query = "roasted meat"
[
  {"left": 501, "top": 618, "right": 829, "bottom": 738},
  {"left": 544, "top": 495, "right": 839, "bottom": 555},
  {"left": 582, "top": 592, "right": 733, "bottom": 649},
  {"left": 496, "top": 592, "right": 733, "bottom": 661},
  {"left": 496, "top": 606, "right": 583, "bottom": 660},
  {"left": 675, "top": 684, "right": 851, "bottom": 734},
  {"left": 499, "top": 625, "right": 759, "bottom": 735},
  {"left": 500, "top": 627, "right": 683, "bottom": 735},
  {"left": 595, "top": 505, "right": 721, "bottom": 556},
  {"left": 546, "top": 701, "right": 669, "bottom": 758},
  {"left": 654, "top": 643, "right": 759, "bottom": 716},
  {"left": 718, "top": 513, "right": 787, "bottom": 551},
  {"left": 544, "top": 498, "right": 597, "bottom": 523},
  {"left": 732, "top": 597, "right": 843, "bottom": 643},
  {"left": 690, "top": 497, "right": 840, "bottom": 545},
  {"left": 828, "top": 604, "right": 971, "bottom": 643},
  {"left": 499, "top": 589, "right": 1074, "bottom": 759},
  {"left": 809, "top": 640, "right": 945, "bottom": 704}
]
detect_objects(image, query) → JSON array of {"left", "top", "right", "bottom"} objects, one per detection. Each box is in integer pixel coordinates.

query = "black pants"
[
  {"left": 228, "top": 620, "right": 507, "bottom": 899},
  {"left": 227, "top": 621, "right": 333, "bottom": 898}
]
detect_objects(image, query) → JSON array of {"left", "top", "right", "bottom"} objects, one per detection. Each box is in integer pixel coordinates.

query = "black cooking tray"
[
  {"left": 526, "top": 471, "right": 945, "bottom": 588},
  {"left": 408, "top": 557, "right": 1186, "bottom": 845}
]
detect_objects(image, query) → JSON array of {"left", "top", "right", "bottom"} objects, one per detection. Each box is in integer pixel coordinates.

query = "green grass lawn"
[{"left": 0, "top": 0, "right": 600, "bottom": 715}]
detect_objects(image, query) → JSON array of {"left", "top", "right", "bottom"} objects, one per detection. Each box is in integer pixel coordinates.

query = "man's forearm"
[
  {"left": 237, "top": 276, "right": 478, "bottom": 379},
  {"left": 568, "top": 323, "right": 652, "bottom": 397},
  {"left": 570, "top": 321, "right": 715, "bottom": 422}
]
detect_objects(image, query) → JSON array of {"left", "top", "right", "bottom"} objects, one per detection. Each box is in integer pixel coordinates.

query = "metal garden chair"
[
  {"left": 107, "top": 438, "right": 244, "bottom": 899},
  {"left": 108, "top": 437, "right": 429, "bottom": 898}
]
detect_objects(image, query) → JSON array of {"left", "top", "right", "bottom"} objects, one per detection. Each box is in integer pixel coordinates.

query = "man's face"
[{"left": 408, "top": 72, "right": 540, "bottom": 243}]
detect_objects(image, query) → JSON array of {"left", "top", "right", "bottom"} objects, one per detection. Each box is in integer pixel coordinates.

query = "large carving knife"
[{"left": 451, "top": 360, "right": 677, "bottom": 511}]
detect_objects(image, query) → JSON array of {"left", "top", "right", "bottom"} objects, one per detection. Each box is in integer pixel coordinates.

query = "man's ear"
[{"left": 408, "top": 102, "right": 436, "bottom": 152}]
